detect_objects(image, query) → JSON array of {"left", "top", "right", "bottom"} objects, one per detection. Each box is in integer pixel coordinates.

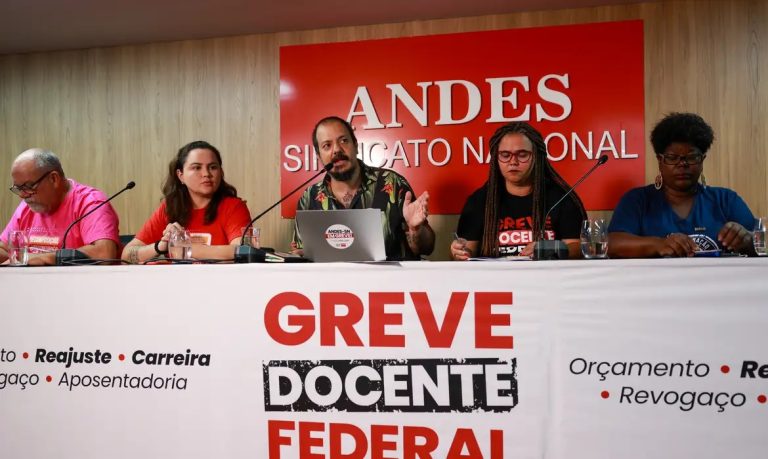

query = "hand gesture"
[{"left": 403, "top": 191, "right": 430, "bottom": 230}]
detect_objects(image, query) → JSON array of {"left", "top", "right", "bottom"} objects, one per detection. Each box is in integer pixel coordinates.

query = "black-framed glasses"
[
  {"left": 9, "top": 170, "right": 54, "bottom": 196},
  {"left": 660, "top": 152, "right": 706, "bottom": 166},
  {"left": 498, "top": 150, "right": 532, "bottom": 163}
]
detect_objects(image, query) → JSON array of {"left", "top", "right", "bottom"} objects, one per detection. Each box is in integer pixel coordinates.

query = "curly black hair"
[{"left": 650, "top": 112, "right": 715, "bottom": 155}]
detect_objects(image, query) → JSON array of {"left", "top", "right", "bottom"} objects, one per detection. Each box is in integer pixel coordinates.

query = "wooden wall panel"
[{"left": 1, "top": 0, "right": 765, "bottom": 260}]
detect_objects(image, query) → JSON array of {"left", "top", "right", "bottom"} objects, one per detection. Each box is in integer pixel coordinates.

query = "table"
[{"left": 1, "top": 258, "right": 767, "bottom": 458}]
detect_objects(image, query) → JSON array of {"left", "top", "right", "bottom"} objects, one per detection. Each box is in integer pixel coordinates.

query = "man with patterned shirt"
[{"left": 292, "top": 116, "right": 435, "bottom": 260}]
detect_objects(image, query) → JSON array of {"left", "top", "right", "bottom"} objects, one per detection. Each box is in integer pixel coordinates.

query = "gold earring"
[
  {"left": 700, "top": 173, "right": 707, "bottom": 188},
  {"left": 654, "top": 173, "right": 663, "bottom": 190}
]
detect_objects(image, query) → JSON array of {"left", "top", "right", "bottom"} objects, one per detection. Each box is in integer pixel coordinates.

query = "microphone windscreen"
[
  {"left": 126, "top": 181, "right": 136, "bottom": 189},
  {"left": 598, "top": 155, "right": 609, "bottom": 165}
]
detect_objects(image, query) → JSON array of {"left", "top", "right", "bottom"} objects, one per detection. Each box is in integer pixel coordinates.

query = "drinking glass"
[
  {"left": 241, "top": 227, "right": 261, "bottom": 249},
  {"left": 8, "top": 230, "right": 29, "bottom": 266},
  {"left": 168, "top": 228, "right": 192, "bottom": 260},
  {"left": 753, "top": 217, "right": 766, "bottom": 256},
  {"left": 580, "top": 218, "right": 608, "bottom": 259}
]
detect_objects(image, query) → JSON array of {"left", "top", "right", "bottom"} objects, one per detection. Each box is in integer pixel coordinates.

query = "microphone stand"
[
  {"left": 234, "top": 162, "right": 333, "bottom": 263},
  {"left": 55, "top": 181, "right": 136, "bottom": 266},
  {"left": 533, "top": 155, "right": 609, "bottom": 260}
]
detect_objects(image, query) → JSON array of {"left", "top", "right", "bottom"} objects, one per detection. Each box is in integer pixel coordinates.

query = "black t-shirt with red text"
[{"left": 456, "top": 182, "right": 583, "bottom": 256}]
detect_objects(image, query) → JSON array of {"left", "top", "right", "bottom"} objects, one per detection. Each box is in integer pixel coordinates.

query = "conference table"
[{"left": 1, "top": 257, "right": 767, "bottom": 458}]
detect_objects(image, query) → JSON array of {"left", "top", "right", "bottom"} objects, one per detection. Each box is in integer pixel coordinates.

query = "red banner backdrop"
[{"left": 280, "top": 20, "right": 644, "bottom": 217}]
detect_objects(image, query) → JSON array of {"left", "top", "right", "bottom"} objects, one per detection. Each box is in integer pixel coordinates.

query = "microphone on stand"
[
  {"left": 235, "top": 161, "right": 335, "bottom": 263},
  {"left": 55, "top": 181, "right": 136, "bottom": 266},
  {"left": 533, "top": 155, "right": 609, "bottom": 260}
]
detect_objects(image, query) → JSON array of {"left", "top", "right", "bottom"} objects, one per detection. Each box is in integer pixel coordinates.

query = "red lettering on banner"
[
  {"left": 268, "top": 421, "right": 503, "bottom": 459},
  {"left": 371, "top": 424, "right": 399, "bottom": 459},
  {"left": 370, "top": 292, "right": 406, "bottom": 347},
  {"left": 264, "top": 291, "right": 513, "bottom": 349},
  {"left": 411, "top": 292, "right": 468, "bottom": 348},
  {"left": 265, "top": 292, "right": 315, "bottom": 346},
  {"left": 490, "top": 430, "right": 503, "bottom": 459},
  {"left": 330, "top": 423, "right": 369, "bottom": 459},
  {"left": 320, "top": 293, "right": 365, "bottom": 346},
  {"left": 299, "top": 421, "right": 325, "bottom": 459},
  {"left": 446, "top": 428, "right": 483, "bottom": 458},
  {"left": 269, "top": 420, "right": 295, "bottom": 459},
  {"left": 475, "top": 293, "right": 514, "bottom": 349},
  {"left": 403, "top": 426, "right": 439, "bottom": 458}
]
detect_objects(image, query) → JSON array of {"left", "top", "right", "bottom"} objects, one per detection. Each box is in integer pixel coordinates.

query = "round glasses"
[{"left": 498, "top": 150, "right": 532, "bottom": 163}]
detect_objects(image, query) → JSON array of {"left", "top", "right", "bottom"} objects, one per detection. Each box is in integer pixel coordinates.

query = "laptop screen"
[{"left": 296, "top": 209, "right": 387, "bottom": 262}]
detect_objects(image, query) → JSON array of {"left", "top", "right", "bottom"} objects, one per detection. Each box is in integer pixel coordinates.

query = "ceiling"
[{"left": 0, "top": 0, "right": 642, "bottom": 55}]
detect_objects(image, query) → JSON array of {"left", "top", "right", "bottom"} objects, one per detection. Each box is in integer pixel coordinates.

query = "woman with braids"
[
  {"left": 451, "top": 122, "right": 586, "bottom": 260},
  {"left": 607, "top": 113, "right": 755, "bottom": 257},
  {"left": 121, "top": 140, "right": 251, "bottom": 263}
]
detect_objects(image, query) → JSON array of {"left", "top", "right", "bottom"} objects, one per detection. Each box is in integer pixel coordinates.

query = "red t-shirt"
[{"left": 136, "top": 196, "right": 251, "bottom": 245}]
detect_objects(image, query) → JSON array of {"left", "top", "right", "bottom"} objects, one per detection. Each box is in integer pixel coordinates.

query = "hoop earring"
[
  {"left": 654, "top": 173, "right": 663, "bottom": 190},
  {"left": 700, "top": 173, "right": 707, "bottom": 189}
]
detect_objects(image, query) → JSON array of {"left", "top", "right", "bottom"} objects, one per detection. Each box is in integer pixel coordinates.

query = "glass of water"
[
  {"left": 8, "top": 230, "right": 29, "bottom": 266},
  {"left": 581, "top": 218, "right": 608, "bottom": 259},
  {"left": 753, "top": 217, "right": 766, "bottom": 256},
  {"left": 240, "top": 227, "right": 261, "bottom": 249},
  {"left": 168, "top": 228, "right": 192, "bottom": 260}
]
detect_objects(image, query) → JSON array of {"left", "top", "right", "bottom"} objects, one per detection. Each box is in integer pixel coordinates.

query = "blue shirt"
[{"left": 608, "top": 185, "right": 754, "bottom": 251}]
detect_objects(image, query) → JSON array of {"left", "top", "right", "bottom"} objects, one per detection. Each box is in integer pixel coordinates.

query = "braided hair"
[{"left": 480, "top": 122, "right": 586, "bottom": 257}]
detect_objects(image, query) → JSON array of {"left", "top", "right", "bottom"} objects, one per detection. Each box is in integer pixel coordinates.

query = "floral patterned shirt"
[{"left": 292, "top": 163, "right": 419, "bottom": 260}]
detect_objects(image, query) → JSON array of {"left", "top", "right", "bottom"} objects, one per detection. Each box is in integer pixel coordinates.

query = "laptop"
[{"left": 296, "top": 209, "right": 387, "bottom": 262}]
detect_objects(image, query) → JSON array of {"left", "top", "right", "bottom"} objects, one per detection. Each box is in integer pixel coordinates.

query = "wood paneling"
[{"left": 1, "top": 0, "right": 766, "bottom": 260}]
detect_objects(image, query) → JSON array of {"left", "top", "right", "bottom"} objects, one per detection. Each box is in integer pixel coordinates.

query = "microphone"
[
  {"left": 55, "top": 181, "right": 136, "bottom": 266},
  {"left": 533, "top": 155, "right": 609, "bottom": 260},
  {"left": 234, "top": 162, "right": 334, "bottom": 263}
]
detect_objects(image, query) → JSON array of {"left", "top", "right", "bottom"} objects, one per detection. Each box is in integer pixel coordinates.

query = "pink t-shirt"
[{"left": 1, "top": 179, "right": 120, "bottom": 253}]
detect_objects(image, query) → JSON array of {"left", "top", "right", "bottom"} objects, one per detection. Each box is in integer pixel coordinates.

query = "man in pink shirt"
[{"left": 0, "top": 148, "right": 120, "bottom": 265}]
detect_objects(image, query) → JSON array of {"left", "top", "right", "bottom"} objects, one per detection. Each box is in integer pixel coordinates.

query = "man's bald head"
[
  {"left": 13, "top": 148, "right": 65, "bottom": 177},
  {"left": 10, "top": 148, "right": 68, "bottom": 214}
]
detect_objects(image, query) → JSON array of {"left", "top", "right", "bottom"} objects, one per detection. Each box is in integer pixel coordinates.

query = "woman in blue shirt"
[{"left": 608, "top": 113, "right": 755, "bottom": 257}]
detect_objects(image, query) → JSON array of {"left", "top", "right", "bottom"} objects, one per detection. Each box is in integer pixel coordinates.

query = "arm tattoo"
[
  {"left": 406, "top": 227, "right": 419, "bottom": 249},
  {"left": 128, "top": 246, "right": 140, "bottom": 264}
]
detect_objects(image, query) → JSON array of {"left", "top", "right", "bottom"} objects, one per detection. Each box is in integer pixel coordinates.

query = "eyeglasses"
[
  {"left": 498, "top": 150, "right": 532, "bottom": 163},
  {"left": 9, "top": 170, "right": 54, "bottom": 196},
  {"left": 660, "top": 152, "right": 706, "bottom": 166}
]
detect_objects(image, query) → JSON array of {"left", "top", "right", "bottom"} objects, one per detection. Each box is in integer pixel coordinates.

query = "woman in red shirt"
[{"left": 122, "top": 141, "right": 251, "bottom": 263}]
